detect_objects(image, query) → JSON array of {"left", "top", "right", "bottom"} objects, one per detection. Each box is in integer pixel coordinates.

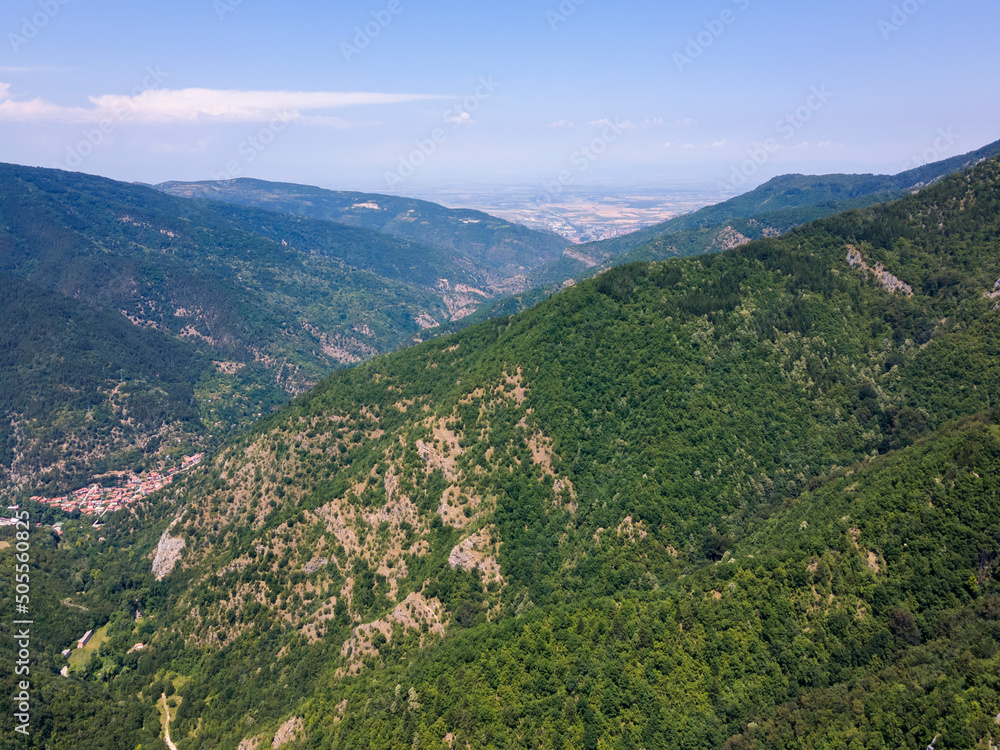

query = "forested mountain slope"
[
  {"left": 155, "top": 178, "right": 570, "bottom": 292},
  {"left": 0, "top": 164, "right": 538, "bottom": 497},
  {"left": 0, "top": 272, "right": 284, "bottom": 498},
  {"left": 5, "top": 157, "right": 1000, "bottom": 749}
]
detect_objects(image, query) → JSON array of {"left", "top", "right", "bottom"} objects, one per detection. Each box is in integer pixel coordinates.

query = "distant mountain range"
[
  {"left": 154, "top": 178, "right": 569, "bottom": 294},
  {"left": 441, "top": 138, "right": 1000, "bottom": 333},
  {"left": 530, "top": 136, "right": 1000, "bottom": 284}
]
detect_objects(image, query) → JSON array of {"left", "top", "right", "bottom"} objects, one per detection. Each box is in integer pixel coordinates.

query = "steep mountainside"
[
  {"left": 534, "top": 137, "right": 1000, "bottom": 283},
  {"left": 155, "top": 178, "right": 570, "bottom": 293},
  {"left": 0, "top": 164, "right": 476, "bottom": 367},
  {"left": 0, "top": 272, "right": 281, "bottom": 498},
  {"left": 7, "top": 157, "right": 1000, "bottom": 749},
  {"left": 0, "top": 164, "right": 547, "bottom": 497}
]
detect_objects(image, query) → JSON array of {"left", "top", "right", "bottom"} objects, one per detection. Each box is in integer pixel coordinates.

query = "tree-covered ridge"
[
  {"left": 11, "top": 165, "right": 492, "bottom": 290},
  {"left": 0, "top": 163, "right": 474, "bottom": 342},
  {"left": 5, "top": 156, "right": 1000, "bottom": 749},
  {"left": 0, "top": 270, "right": 293, "bottom": 499},
  {"left": 155, "top": 178, "right": 570, "bottom": 290},
  {"left": 303, "top": 415, "right": 1000, "bottom": 750}
]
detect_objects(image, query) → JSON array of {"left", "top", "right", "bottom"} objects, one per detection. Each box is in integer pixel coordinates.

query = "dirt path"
[{"left": 160, "top": 693, "right": 178, "bottom": 750}]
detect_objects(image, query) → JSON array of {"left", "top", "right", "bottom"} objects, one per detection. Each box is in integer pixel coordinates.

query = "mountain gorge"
[
  {"left": 5, "top": 156, "right": 1000, "bottom": 748},
  {"left": 0, "top": 165, "right": 566, "bottom": 498}
]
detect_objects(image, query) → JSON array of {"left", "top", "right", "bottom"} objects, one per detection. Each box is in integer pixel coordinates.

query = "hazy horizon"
[{"left": 1, "top": 0, "right": 997, "bottom": 194}]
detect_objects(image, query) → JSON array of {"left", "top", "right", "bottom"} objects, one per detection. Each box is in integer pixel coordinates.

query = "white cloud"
[
  {"left": 589, "top": 118, "right": 634, "bottom": 130},
  {"left": 446, "top": 111, "right": 474, "bottom": 126},
  {"left": 547, "top": 120, "right": 574, "bottom": 128},
  {"left": 0, "top": 83, "right": 449, "bottom": 124},
  {"left": 0, "top": 83, "right": 95, "bottom": 122},
  {"left": 711, "top": 139, "right": 727, "bottom": 147}
]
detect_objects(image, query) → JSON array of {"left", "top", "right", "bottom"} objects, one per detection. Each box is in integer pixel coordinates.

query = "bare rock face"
[
  {"left": 152, "top": 529, "right": 186, "bottom": 581},
  {"left": 448, "top": 531, "right": 488, "bottom": 570},
  {"left": 447, "top": 526, "right": 503, "bottom": 584},
  {"left": 237, "top": 738, "right": 261, "bottom": 750},
  {"left": 303, "top": 557, "right": 328, "bottom": 574},
  {"left": 846, "top": 246, "right": 914, "bottom": 296},
  {"left": 272, "top": 716, "right": 304, "bottom": 749}
]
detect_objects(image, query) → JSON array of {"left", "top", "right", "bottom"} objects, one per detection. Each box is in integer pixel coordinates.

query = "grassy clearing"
[{"left": 68, "top": 624, "right": 109, "bottom": 670}]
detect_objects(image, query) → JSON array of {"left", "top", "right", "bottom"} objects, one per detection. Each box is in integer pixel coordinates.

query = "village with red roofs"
[{"left": 25, "top": 453, "right": 204, "bottom": 521}]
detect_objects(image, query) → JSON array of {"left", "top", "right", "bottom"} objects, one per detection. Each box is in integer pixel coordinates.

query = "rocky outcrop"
[
  {"left": 847, "top": 246, "right": 914, "bottom": 296},
  {"left": 713, "top": 225, "right": 753, "bottom": 251},
  {"left": 338, "top": 593, "right": 446, "bottom": 675},
  {"left": 435, "top": 279, "right": 490, "bottom": 320},
  {"left": 272, "top": 716, "right": 304, "bottom": 748},
  {"left": 303, "top": 557, "right": 328, "bottom": 574},
  {"left": 561, "top": 247, "right": 601, "bottom": 268},
  {"left": 152, "top": 528, "right": 186, "bottom": 581},
  {"left": 448, "top": 527, "right": 502, "bottom": 584},
  {"left": 984, "top": 279, "right": 1000, "bottom": 309}
]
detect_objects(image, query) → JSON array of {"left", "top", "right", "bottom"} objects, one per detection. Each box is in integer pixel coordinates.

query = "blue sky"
[{"left": 1, "top": 0, "right": 997, "bottom": 193}]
